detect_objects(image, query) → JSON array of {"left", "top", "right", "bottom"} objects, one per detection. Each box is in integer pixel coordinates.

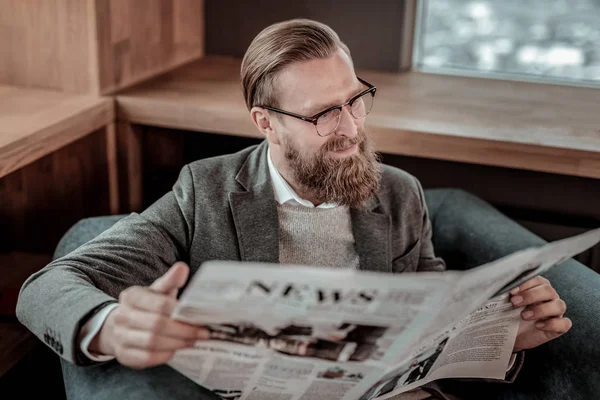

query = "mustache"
[{"left": 321, "top": 132, "right": 364, "bottom": 153}]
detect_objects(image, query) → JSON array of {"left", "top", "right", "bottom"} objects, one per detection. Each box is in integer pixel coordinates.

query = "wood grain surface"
[
  {"left": 0, "top": 129, "right": 113, "bottom": 253},
  {"left": 0, "top": 85, "right": 114, "bottom": 178},
  {"left": 94, "top": 0, "right": 205, "bottom": 94},
  {"left": 0, "top": 0, "right": 205, "bottom": 94},
  {"left": 116, "top": 122, "right": 143, "bottom": 213},
  {"left": 0, "top": 0, "right": 93, "bottom": 92}
]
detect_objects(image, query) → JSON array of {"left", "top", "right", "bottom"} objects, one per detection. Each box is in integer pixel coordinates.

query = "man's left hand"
[{"left": 511, "top": 276, "right": 572, "bottom": 352}]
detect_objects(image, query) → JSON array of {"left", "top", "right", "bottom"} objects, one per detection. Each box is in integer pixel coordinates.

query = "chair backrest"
[
  {"left": 424, "top": 188, "right": 547, "bottom": 271},
  {"left": 53, "top": 215, "right": 127, "bottom": 261}
]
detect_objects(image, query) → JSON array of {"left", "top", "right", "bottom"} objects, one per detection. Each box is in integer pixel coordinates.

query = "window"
[{"left": 413, "top": 0, "right": 600, "bottom": 87}]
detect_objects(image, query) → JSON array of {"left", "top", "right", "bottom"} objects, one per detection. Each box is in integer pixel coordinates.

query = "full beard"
[{"left": 283, "top": 129, "right": 381, "bottom": 208}]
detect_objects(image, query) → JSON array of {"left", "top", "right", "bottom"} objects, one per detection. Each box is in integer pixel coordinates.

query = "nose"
[{"left": 334, "top": 105, "right": 358, "bottom": 139}]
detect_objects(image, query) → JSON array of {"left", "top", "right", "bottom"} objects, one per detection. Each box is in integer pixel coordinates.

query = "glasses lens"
[
  {"left": 351, "top": 92, "right": 374, "bottom": 119},
  {"left": 316, "top": 108, "right": 341, "bottom": 136}
]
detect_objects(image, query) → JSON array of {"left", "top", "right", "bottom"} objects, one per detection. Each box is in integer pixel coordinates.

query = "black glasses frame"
[{"left": 258, "top": 77, "right": 376, "bottom": 135}]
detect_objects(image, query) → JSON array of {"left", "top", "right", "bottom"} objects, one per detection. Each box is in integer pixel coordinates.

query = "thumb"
[{"left": 150, "top": 262, "right": 190, "bottom": 297}]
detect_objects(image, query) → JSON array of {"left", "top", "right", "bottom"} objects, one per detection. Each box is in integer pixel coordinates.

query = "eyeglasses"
[{"left": 258, "top": 77, "right": 376, "bottom": 137}]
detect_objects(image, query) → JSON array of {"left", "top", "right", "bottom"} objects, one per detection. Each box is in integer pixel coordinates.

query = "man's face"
[{"left": 270, "top": 48, "right": 381, "bottom": 207}]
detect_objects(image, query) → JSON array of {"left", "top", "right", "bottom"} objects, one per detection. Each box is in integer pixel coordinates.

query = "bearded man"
[{"left": 17, "top": 19, "right": 571, "bottom": 400}]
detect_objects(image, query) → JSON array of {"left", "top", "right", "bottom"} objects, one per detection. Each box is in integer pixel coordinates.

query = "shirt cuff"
[{"left": 79, "top": 303, "right": 119, "bottom": 362}]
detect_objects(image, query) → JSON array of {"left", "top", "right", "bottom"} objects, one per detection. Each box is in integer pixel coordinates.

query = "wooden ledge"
[
  {"left": 116, "top": 56, "right": 600, "bottom": 179},
  {"left": 0, "top": 86, "right": 114, "bottom": 179}
]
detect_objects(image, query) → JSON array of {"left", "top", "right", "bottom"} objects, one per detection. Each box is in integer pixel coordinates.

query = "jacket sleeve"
[
  {"left": 413, "top": 176, "right": 446, "bottom": 272},
  {"left": 16, "top": 165, "right": 197, "bottom": 366}
]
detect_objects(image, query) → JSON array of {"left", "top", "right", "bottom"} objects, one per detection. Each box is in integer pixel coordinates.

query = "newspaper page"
[
  {"left": 356, "top": 294, "right": 521, "bottom": 400},
  {"left": 168, "top": 264, "right": 453, "bottom": 400},
  {"left": 168, "top": 227, "right": 600, "bottom": 400}
]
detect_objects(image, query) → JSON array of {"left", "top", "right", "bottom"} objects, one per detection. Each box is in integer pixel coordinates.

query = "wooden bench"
[
  {"left": 115, "top": 55, "right": 600, "bottom": 189},
  {"left": 0, "top": 86, "right": 115, "bottom": 377}
]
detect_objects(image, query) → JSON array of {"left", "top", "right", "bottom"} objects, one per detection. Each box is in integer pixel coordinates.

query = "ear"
[{"left": 250, "top": 107, "right": 281, "bottom": 145}]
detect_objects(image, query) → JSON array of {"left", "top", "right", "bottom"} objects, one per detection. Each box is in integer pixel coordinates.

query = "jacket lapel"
[
  {"left": 229, "top": 142, "right": 280, "bottom": 263},
  {"left": 229, "top": 141, "right": 392, "bottom": 271},
  {"left": 351, "top": 195, "right": 392, "bottom": 273}
]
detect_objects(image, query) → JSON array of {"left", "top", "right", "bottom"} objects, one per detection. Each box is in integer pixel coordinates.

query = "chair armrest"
[
  {"left": 53, "top": 215, "right": 128, "bottom": 260},
  {"left": 424, "top": 188, "right": 548, "bottom": 271}
]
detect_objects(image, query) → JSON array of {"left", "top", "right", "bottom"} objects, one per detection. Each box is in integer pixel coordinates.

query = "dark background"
[{"left": 205, "top": 0, "right": 412, "bottom": 72}]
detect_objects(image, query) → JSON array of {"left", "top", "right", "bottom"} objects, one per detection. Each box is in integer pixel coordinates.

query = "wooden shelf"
[
  {"left": 116, "top": 56, "right": 600, "bottom": 179},
  {"left": 0, "top": 86, "right": 114, "bottom": 179},
  {"left": 0, "top": 252, "right": 51, "bottom": 377}
]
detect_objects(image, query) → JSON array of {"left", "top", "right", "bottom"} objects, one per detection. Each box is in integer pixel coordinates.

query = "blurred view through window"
[{"left": 414, "top": 0, "right": 600, "bottom": 86}]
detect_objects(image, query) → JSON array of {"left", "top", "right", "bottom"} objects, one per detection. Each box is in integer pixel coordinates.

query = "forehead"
[{"left": 275, "top": 48, "right": 359, "bottom": 113}]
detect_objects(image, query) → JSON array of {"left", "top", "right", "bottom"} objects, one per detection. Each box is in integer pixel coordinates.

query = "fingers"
[
  {"left": 511, "top": 281, "right": 558, "bottom": 307},
  {"left": 114, "top": 326, "right": 197, "bottom": 351},
  {"left": 101, "top": 262, "right": 201, "bottom": 370},
  {"left": 521, "top": 298, "right": 566, "bottom": 320},
  {"left": 119, "top": 286, "right": 178, "bottom": 316},
  {"left": 115, "top": 347, "right": 176, "bottom": 370},
  {"left": 106, "top": 293, "right": 209, "bottom": 369},
  {"left": 150, "top": 262, "right": 190, "bottom": 296},
  {"left": 535, "top": 317, "right": 572, "bottom": 335},
  {"left": 510, "top": 275, "right": 548, "bottom": 295},
  {"left": 112, "top": 306, "right": 209, "bottom": 341}
]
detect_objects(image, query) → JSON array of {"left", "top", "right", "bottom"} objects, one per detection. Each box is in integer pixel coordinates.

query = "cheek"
[
  {"left": 285, "top": 124, "right": 328, "bottom": 154},
  {"left": 304, "top": 137, "right": 330, "bottom": 157},
  {"left": 355, "top": 117, "right": 366, "bottom": 130}
]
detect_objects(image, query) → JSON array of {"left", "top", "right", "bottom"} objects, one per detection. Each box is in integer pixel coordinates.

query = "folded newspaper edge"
[{"left": 167, "top": 227, "right": 600, "bottom": 400}]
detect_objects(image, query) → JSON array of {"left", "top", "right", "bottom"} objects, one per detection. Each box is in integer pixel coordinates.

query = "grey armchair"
[{"left": 53, "top": 189, "right": 599, "bottom": 400}]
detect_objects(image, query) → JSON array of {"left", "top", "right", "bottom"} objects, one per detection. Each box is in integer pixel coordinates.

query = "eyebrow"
[{"left": 304, "top": 81, "right": 364, "bottom": 116}]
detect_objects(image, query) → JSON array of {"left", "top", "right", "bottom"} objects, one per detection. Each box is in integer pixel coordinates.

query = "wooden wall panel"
[
  {"left": 95, "top": 0, "right": 205, "bottom": 94},
  {"left": 0, "top": 0, "right": 92, "bottom": 92},
  {"left": 0, "top": 129, "right": 111, "bottom": 254},
  {"left": 116, "top": 123, "right": 143, "bottom": 213},
  {"left": 58, "top": 0, "right": 95, "bottom": 93},
  {"left": 0, "top": 0, "right": 204, "bottom": 94}
]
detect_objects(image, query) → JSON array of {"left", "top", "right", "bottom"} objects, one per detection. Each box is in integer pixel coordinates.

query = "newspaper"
[{"left": 168, "top": 227, "right": 600, "bottom": 400}]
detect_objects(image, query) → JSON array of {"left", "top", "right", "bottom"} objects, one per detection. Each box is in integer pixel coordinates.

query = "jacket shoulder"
[
  {"left": 185, "top": 145, "right": 258, "bottom": 188},
  {"left": 379, "top": 164, "right": 421, "bottom": 199},
  {"left": 375, "top": 164, "right": 426, "bottom": 219}
]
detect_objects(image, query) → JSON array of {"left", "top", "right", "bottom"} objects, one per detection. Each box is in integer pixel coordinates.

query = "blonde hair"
[{"left": 241, "top": 19, "right": 351, "bottom": 111}]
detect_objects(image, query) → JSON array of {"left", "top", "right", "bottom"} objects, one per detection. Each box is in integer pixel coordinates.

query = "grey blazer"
[{"left": 16, "top": 141, "right": 445, "bottom": 365}]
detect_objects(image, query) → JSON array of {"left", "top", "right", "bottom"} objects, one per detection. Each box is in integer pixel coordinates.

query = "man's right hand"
[{"left": 90, "top": 262, "right": 209, "bottom": 369}]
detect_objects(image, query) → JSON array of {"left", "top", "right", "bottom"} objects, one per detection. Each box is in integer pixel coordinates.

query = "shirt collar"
[{"left": 267, "top": 147, "right": 338, "bottom": 209}]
